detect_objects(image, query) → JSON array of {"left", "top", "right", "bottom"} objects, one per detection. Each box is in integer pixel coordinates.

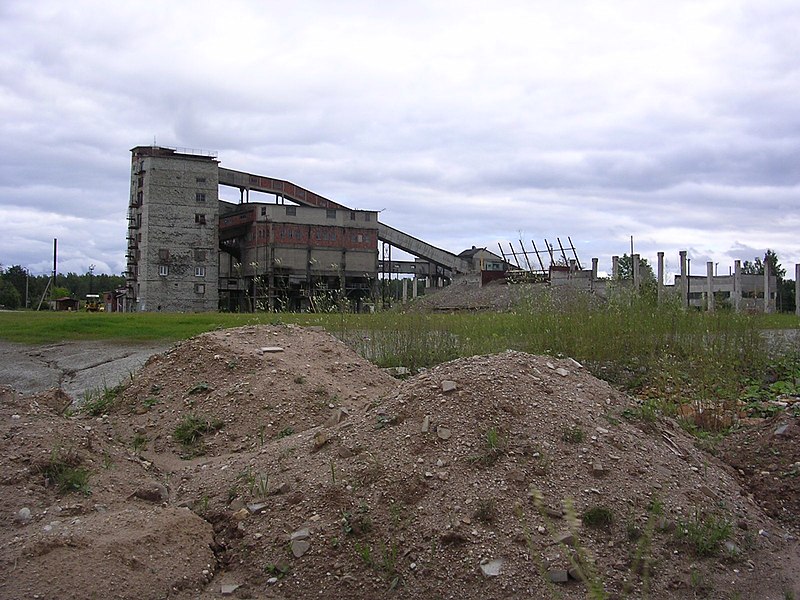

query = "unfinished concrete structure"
[{"left": 126, "top": 146, "right": 473, "bottom": 312}]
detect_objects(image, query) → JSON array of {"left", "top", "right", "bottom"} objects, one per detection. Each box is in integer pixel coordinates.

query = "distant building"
[
  {"left": 126, "top": 146, "right": 381, "bottom": 312},
  {"left": 127, "top": 146, "right": 220, "bottom": 312}
]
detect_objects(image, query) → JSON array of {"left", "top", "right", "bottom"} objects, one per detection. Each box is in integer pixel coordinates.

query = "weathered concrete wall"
[{"left": 131, "top": 149, "right": 219, "bottom": 312}]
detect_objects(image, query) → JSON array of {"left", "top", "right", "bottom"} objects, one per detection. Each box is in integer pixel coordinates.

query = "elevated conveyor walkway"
[{"left": 219, "top": 167, "right": 471, "bottom": 273}]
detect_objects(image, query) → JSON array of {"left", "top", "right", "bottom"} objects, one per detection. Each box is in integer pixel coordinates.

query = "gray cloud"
[{"left": 1, "top": 0, "right": 799, "bottom": 278}]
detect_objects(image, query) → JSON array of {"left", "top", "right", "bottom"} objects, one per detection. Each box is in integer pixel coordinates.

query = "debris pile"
[{"left": 0, "top": 325, "right": 798, "bottom": 599}]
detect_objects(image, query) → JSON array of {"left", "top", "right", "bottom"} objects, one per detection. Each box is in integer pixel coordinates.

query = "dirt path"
[{"left": 0, "top": 340, "right": 171, "bottom": 403}]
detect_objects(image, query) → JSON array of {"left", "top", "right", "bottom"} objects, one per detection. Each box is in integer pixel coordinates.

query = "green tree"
[
  {"left": 1, "top": 265, "right": 29, "bottom": 303},
  {"left": 0, "top": 279, "right": 21, "bottom": 309},
  {"left": 616, "top": 253, "right": 656, "bottom": 282},
  {"left": 741, "top": 250, "right": 785, "bottom": 279}
]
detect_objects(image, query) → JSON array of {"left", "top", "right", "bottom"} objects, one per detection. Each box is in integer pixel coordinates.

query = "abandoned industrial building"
[
  {"left": 125, "top": 145, "right": 480, "bottom": 312},
  {"left": 125, "top": 145, "right": 799, "bottom": 314}
]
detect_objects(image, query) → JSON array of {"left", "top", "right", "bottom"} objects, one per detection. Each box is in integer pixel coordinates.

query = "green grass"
[
  {"left": 582, "top": 506, "right": 614, "bottom": 528},
  {"left": 677, "top": 511, "right": 733, "bottom": 556},
  {"left": 173, "top": 414, "right": 224, "bottom": 447},
  {"left": 82, "top": 383, "right": 125, "bottom": 416},
  {"left": 38, "top": 446, "right": 91, "bottom": 495},
  {"left": 2, "top": 295, "right": 798, "bottom": 431}
]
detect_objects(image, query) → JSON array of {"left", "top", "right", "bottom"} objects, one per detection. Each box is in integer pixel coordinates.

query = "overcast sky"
[{"left": 1, "top": 1, "right": 798, "bottom": 280}]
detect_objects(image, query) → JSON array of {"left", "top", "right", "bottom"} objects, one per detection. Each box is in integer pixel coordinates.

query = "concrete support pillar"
[
  {"left": 413, "top": 277, "right": 418, "bottom": 299},
  {"left": 657, "top": 251, "right": 665, "bottom": 304},
  {"left": 764, "top": 260, "right": 772, "bottom": 314},
  {"left": 633, "top": 254, "right": 641, "bottom": 292},
  {"left": 795, "top": 264, "right": 800, "bottom": 316},
  {"left": 611, "top": 256, "right": 619, "bottom": 279},
  {"left": 679, "top": 251, "right": 688, "bottom": 309},
  {"left": 402, "top": 278, "right": 408, "bottom": 303},
  {"left": 734, "top": 260, "right": 742, "bottom": 313},
  {"left": 569, "top": 259, "right": 576, "bottom": 274},
  {"left": 706, "top": 261, "right": 714, "bottom": 312},
  {"left": 591, "top": 257, "right": 598, "bottom": 280}
]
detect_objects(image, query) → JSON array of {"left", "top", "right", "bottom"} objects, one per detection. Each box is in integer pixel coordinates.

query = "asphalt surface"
[{"left": 0, "top": 340, "right": 172, "bottom": 403}]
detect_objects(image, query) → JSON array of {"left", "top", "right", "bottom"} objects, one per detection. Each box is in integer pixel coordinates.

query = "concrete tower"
[{"left": 126, "top": 146, "right": 219, "bottom": 311}]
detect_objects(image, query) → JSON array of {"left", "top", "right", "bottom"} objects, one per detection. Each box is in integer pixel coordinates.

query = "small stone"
[
  {"left": 441, "top": 380, "right": 457, "bottom": 393},
  {"left": 337, "top": 446, "right": 354, "bottom": 459},
  {"left": 291, "top": 527, "right": 311, "bottom": 541},
  {"left": 592, "top": 461, "right": 605, "bottom": 477},
  {"left": 325, "top": 409, "right": 347, "bottom": 428},
  {"left": 555, "top": 368, "right": 569, "bottom": 377},
  {"left": 548, "top": 569, "right": 569, "bottom": 583},
  {"left": 291, "top": 539, "right": 311, "bottom": 558},
  {"left": 436, "top": 426, "right": 452, "bottom": 440},
  {"left": 267, "top": 577, "right": 278, "bottom": 584},
  {"left": 479, "top": 558, "right": 504, "bottom": 577},
  {"left": 554, "top": 532, "right": 575, "bottom": 546},
  {"left": 274, "top": 482, "right": 291, "bottom": 495},
  {"left": 133, "top": 482, "right": 169, "bottom": 504},
  {"left": 774, "top": 424, "right": 789, "bottom": 437},
  {"left": 568, "top": 566, "right": 583, "bottom": 581},
  {"left": 247, "top": 502, "right": 268, "bottom": 514},
  {"left": 232, "top": 508, "right": 249, "bottom": 521},
  {"left": 421, "top": 416, "right": 430, "bottom": 433},
  {"left": 260, "top": 347, "right": 284, "bottom": 353},
  {"left": 724, "top": 540, "right": 740, "bottom": 555},
  {"left": 221, "top": 583, "right": 240, "bottom": 595},
  {"left": 313, "top": 431, "right": 330, "bottom": 450},
  {"left": 542, "top": 506, "right": 564, "bottom": 518},
  {"left": 15, "top": 507, "right": 31, "bottom": 524}
]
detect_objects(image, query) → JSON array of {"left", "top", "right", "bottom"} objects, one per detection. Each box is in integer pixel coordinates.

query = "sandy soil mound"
[
  {"left": 112, "top": 324, "right": 398, "bottom": 458},
  {"left": 0, "top": 387, "right": 215, "bottom": 600},
  {"left": 1, "top": 325, "right": 798, "bottom": 600}
]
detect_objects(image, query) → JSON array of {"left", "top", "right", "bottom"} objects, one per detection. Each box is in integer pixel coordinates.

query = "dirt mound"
[
  {"left": 718, "top": 412, "right": 800, "bottom": 532},
  {"left": 111, "top": 324, "right": 397, "bottom": 458},
  {"left": 1, "top": 326, "right": 798, "bottom": 600},
  {"left": 0, "top": 387, "right": 214, "bottom": 600}
]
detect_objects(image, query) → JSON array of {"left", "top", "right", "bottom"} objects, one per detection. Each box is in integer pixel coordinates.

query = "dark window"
[
  {"left": 261, "top": 206, "right": 267, "bottom": 216},
  {"left": 194, "top": 249, "right": 207, "bottom": 261},
  {"left": 158, "top": 249, "right": 170, "bottom": 261},
  {"left": 196, "top": 192, "right": 206, "bottom": 202},
  {"left": 326, "top": 209, "right": 337, "bottom": 219},
  {"left": 194, "top": 283, "right": 205, "bottom": 294},
  {"left": 364, "top": 213, "right": 371, "bottom": 221},
  {"left": 350, "top": 212, "right": 356, "bottom": 220},
  {"left": 196, "top": 177, "right": 206, "bottom": 183},
  {"left": 136, "top": 191, "right": 143, "bottom": 204},
  {"left": 195, "top": 213, "right": 206, "bottom": 225},
  {"left": 137, "top": 177, "right": 143, "bottom": 188},
  {"left": 286, "top": 206, "right": 297, "bottom": 216}
]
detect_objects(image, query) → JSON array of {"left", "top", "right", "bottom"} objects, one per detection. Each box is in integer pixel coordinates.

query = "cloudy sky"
[{"left": 1, "top": 1, "right": 798, "bottom": 279}]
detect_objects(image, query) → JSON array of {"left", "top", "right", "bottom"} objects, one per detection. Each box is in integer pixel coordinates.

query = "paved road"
[{"left": 0, "top": 340, "right": 172, "bottom": 403}]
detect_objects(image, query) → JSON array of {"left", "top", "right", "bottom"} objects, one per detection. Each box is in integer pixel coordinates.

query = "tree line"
[{"left": 0, "top": 265, "right": 125, "bottom": 309}]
